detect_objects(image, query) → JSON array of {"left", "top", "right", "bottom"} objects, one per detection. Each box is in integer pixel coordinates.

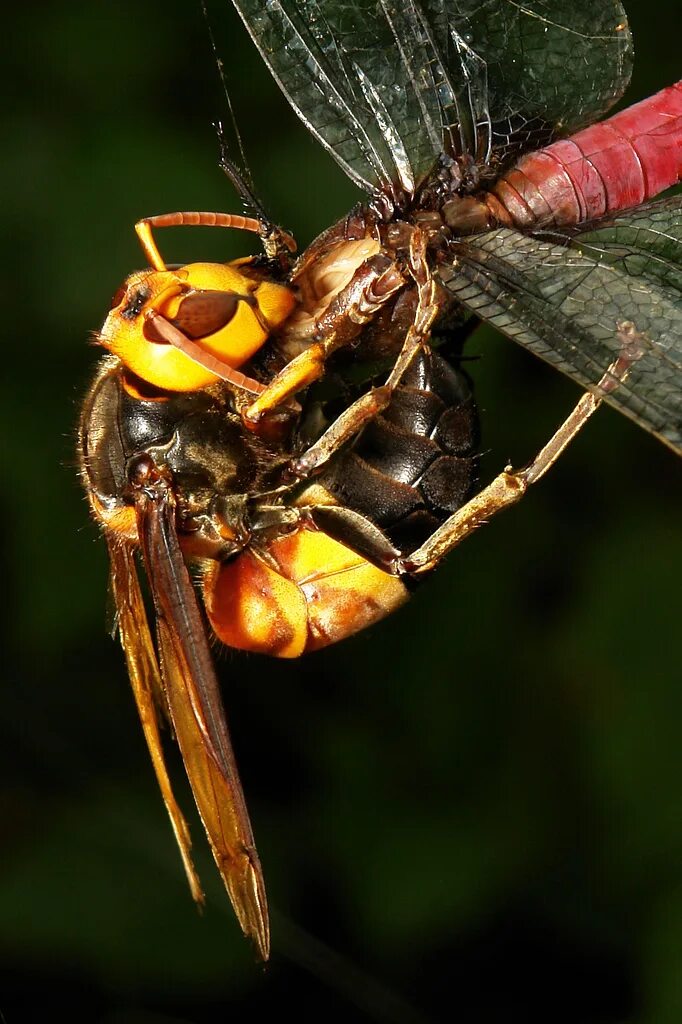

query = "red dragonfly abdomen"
[{"left": 487, "top": 81, "right": 682, "bottom": 229}]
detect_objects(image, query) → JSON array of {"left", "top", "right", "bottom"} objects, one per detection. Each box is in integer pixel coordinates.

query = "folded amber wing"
[
  {"left": 107, "top": 533, "right": 204, "bottom": 906},
  {"left": 133, "top": 482, "right": 269, "bottom": 960}
]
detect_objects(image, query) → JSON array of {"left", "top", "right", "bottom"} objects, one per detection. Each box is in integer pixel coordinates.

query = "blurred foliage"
[{"left": 0, "top": 1, "right": 680, "bottom": 1021}]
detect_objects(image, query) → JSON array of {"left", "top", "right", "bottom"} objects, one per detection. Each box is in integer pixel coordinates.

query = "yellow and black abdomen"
[{"left": 205, "top": 350, "right": 478, "bottom": 657}]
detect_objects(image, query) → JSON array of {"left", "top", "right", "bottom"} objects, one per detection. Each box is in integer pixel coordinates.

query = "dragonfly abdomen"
[{"left": 487, "top": 81, "right": 682, "bottom": 229}]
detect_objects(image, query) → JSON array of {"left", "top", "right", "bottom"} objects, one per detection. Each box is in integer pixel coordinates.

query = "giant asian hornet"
[{"left": 80, "top": 207, "right": 639, "bottom": 960}]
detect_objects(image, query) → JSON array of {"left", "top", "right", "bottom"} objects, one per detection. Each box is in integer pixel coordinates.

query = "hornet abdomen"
[{"left": 206, "top": 349, "right": 479, "bottom": 656}]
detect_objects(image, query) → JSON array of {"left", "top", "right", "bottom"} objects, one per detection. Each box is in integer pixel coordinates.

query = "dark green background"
[{"left": 1, "top": 2, "right": 680, "bottom": 1021}]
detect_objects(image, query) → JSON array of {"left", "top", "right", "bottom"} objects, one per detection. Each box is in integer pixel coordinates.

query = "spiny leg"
[
  {"left": 242, "top": 255, "right": 407, "bottom": 427},
  {"left": 289, "top": 386, "right": 393, "bottom": 478},
  {"left": 384, "top": 227, "right": 441, "bottom": 389},
  {"left": 284, "top": 229, "right": 445, "bottom": 477},
  {"left": 297, "top": 323, "right": 645, "bottom": 574},
  {"left": 399, "top": 323, "right": 647, "bottom": 576}
]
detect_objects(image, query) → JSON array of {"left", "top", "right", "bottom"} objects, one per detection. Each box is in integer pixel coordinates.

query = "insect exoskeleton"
[
  {"left": 203, "top": 340, "right": 480, "bottom": 657},
  {"left": 98, "top": 258, "right": 297, "bottom": 392},
  {"left": 80, "top": 342, "right": 479, "bottom": 659}
]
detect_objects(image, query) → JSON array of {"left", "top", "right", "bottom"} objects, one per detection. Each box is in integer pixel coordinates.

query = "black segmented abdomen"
[{"left": 319, "top": 349, "right": 479, "bottom": 550}]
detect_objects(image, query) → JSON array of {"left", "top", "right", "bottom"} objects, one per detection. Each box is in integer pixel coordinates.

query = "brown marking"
[
  {"left": 143, "top": 311, "right": 267, "bottom": 396},
  {"left": 172, "top": 290, "right": 242, "bottom": 339}
]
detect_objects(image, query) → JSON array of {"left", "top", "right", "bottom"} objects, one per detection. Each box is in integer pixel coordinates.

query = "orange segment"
[
  {"left": 204, "top": 550, "right": 307, "bottom": 658},
  {"left": 268, "top": 530, "right": 408, "bottom": 651}
]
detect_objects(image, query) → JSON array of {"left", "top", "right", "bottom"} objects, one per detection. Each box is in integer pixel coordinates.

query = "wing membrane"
[
  {"left": 134, "top": 485, "right": 269, "bottom": 959},
  {"left": 439, "top": 195, "right": 682, "bottom": 453},
  {"left": 229, "top": 0, "right": 632, "bottom": 194},
  {"left": 456, "top": 0, "right": 633, "bottom": 167}
]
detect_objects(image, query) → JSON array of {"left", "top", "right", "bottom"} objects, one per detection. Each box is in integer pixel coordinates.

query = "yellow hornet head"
[{"left": 98, "top": 260, "right": 297, "bottom": 392}]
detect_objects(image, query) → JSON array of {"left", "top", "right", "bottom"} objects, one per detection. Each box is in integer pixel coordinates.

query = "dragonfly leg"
[
  {"left": 296, "top": 331, "right": 638, "bottom": 576},
  {"left": 399, "top": 327, "right": 645, "bottom": 576},
  {"left": 279, "top": 229, "right": 445, "bottom": 478},
  {"left": 242, "top": 255, "right": 406, "bottom": 428},
  {"left": 383, "top": 226, "right": 442, "bottom": 389},
  {"left": 287, "top": 385, "right": 393, "bottom": 479}
]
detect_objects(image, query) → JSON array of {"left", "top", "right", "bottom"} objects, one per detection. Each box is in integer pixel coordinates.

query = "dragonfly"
[
  {"left": 223, "top": 0, "right": 682, "bottom": 454},
  {"left": 83, "top": 0, "right": 682, "bottom": 963}
]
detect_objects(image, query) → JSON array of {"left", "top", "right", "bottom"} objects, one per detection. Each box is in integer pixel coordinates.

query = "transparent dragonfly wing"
[
  {"left": 439, "top": 195, "right": 682, "bottom": 453},
  {"left": 457, "top": 0, "right": 633, "bottom": 169},
  {"left": 229, "top": 0, "right": 632, "bottom": 195}
]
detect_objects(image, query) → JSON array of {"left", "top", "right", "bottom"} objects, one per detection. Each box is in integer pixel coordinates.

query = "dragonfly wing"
[
  {"left": 134, "top": 484, "right": 270, "bottom": 959},
  {"left": 229, "top": 0, "right": 476, "bottom": 196},
  {"left": 439, "top": 194, "right": 682, "bottom": 454},
  {"left": 461, "top": 0, "right": 633, "bottom": 167},
  {"left": 229, "top": 1, "right": 632, "bottom": 194}
]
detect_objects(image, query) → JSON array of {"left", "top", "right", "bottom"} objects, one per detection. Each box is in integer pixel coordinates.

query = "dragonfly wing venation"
[
  {"left": 230, "top": 0, "right": 632, "bottom": 195},
  {"left": 230, "top": 0, "right": 485, "bottom": 195},
  {"left": 459, "top": 0, "right": 632, "bottom": 167},
  {"left": 440, "top": 195, "right": 682, "bottom": 453}
]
